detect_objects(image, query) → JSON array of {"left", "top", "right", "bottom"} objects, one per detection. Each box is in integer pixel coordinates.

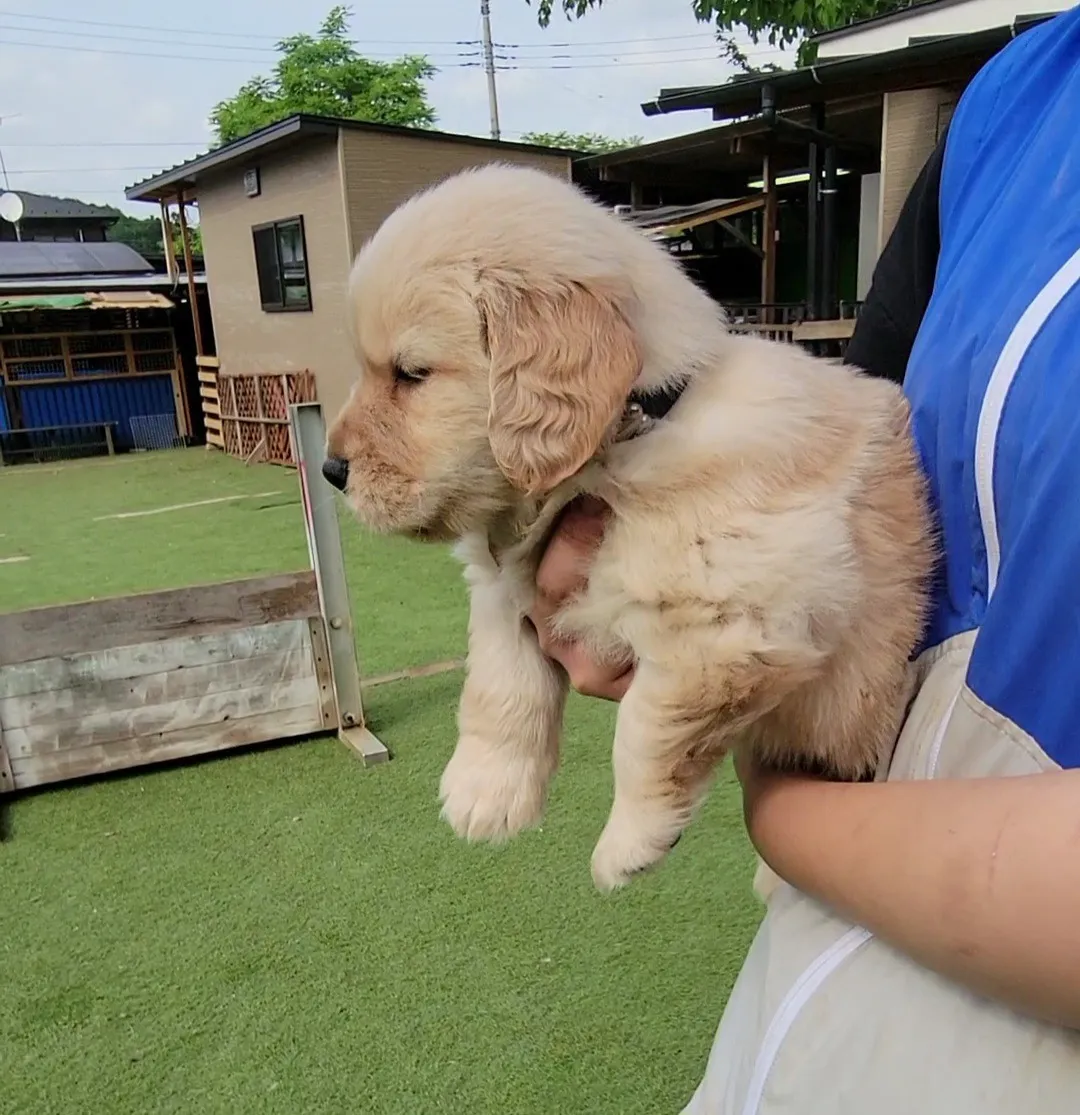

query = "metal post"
[
  {"left": 806, "top": 104, "right": 825, "bottom": 320},
  {"left": 761, "top": 153, "right": 778, "bottom": 321},
  {"left": 821, "top": 144, "right": 839, "bottom": 322},
  {"left": 480, "top": 0, "right": 501, "bottom": 141},
  {"left": 806, "top": 144, "right": 820, "bottom": 320},
  {"left": 289, "top": 401, "right": 389, "bottom": 766},
  {"left": 176, "top": 192, "right": 205, "bottom": 358}
]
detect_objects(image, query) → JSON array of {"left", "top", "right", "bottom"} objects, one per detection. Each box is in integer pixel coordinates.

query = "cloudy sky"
[{"left": 0, "top": 0, "right": 790, "bottom": 215}]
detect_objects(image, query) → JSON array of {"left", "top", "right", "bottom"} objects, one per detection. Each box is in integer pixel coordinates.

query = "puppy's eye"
[{"left": 393, "top": 364, "right": 430, "bottom": 386}]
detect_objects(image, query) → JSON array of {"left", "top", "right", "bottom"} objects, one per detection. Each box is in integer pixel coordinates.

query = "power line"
[
  {"left": 494, "top": 42, "right": 780, "bottom": 60},
  {"left": 0, "top": 8, "right": 766, "bottom": 51},
  {"left": 0, "top": 166, "right": 175, "bottom": 175},
  {"left": 0, "top": 8, "right": 479, "bottom": 45},
  {"left": 498, "top": 34, "right": 748, "bottom": 48},
  {"left": 0, "top": 141, "right": 211, "bottom": 148},
  {"left": 0, "top": 36, "right": 773, "bottom": 70},
  {"left": 0, "top": 23, "right": 773, "bottom": 63},
  {"left": 499, "top": 54, "right": 730, "bottom": 70},
  {"left": 0, "top": 37, "right": 484, "bottom": 64}
]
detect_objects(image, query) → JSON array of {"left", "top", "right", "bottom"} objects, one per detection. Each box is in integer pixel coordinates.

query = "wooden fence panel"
[
  {"left": 0, "top": 571, "right": 318, "bottom": 666},
  {"left": 0, "top": 571, "right": 336, "bottom": 792},
  {"left": 215, "top": 369, "right": 316, "bottom": 466}
]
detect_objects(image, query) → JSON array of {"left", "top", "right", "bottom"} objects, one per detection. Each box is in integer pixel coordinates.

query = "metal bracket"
[
  {"left": 289, "top": 401, "right": 389, "bottom": 766},
  {"left": 0, "top": 719, "right": 13, "bottom": 795}
]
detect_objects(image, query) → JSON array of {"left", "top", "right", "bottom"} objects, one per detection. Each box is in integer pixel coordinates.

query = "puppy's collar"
[{"left": 613, "top": 379, "right": 689, "bottom": 443}]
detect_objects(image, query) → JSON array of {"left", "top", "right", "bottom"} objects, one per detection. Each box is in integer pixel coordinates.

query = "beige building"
[{"left": 127, "top": 116, "right": 572, "bottom": 423}]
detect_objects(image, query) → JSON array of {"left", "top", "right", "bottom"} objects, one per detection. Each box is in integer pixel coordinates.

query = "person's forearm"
[{"left": 752, "top": 770, "right": 1080, "bottom": 1028}]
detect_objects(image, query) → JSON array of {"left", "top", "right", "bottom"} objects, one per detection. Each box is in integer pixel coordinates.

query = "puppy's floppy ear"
[{"left": 479, "top": 277, "right": 642, "bottom": 494}]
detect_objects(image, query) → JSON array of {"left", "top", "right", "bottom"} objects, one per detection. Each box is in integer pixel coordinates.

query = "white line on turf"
[{"left": 94, "top": 491, "right": 284, "bottom": 521}]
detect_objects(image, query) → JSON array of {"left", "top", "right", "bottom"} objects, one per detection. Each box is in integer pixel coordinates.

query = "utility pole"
[
  {"left": 0, "top": 112, "right": 23, "bottom": 192},
  {"left": 480, "top": 0, "right": 501, "bottom": 141}
]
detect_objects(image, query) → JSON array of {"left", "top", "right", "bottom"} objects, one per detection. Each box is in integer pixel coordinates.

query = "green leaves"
[
  {"left": 107, "top": 214, "right": 203, "bottom": 259},
  {"left": 521, "top": 130, "right": 643, "bottom": 154},
  {"left": 210, "top": 5, "right": 437, "bottom": 145},
  {"left": 530, "top": 0, "right": 904, "bottom": 54}
]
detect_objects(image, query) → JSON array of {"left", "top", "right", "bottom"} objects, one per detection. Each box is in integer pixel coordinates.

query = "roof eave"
[
  {"left": 125, "top": 114, "right": 583, "bottom": 204},
  {"left": 641, "top": 18, "right": 1047, "bottom": 118},
  {"left": 125, "top": 115, "right": 335, "bottom": 202}
]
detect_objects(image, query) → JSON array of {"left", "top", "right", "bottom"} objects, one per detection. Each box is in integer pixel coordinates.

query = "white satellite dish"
[{"left": 0, "top": 191, "right": 24, "bottom": 225}]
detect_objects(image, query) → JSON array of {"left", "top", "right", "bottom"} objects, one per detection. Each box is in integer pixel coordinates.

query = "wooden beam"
[
  {"left": 159, "top": 198, "right": 179, "bottom": 285},
  {"left": 717, "top": 218, "right": 764, "bottom": 258},
  {"left": 792, "top": 318, "right": 856, "bottom": 341},
  {"left": 0, "top": 571, "right": 319, "bottom": 666},
  {"left": 761, "top": 153, "right": 778, "bottom": 314},
  {"left": 176, "top": 191, "right": 205, "bottom": 358}
]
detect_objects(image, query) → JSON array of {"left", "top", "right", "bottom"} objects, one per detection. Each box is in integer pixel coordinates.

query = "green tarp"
[{"left": 0, "top": 294, "right": 92, "bottom": 311}]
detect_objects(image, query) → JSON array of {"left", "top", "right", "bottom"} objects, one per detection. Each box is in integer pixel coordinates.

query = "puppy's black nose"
[{"left": 322, "top": 456, "right": 349, "bottom": 491}]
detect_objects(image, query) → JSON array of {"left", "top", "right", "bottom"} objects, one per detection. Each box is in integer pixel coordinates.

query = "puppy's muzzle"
[{"left": 322, "top": 456, "right": 349, "bottom": 491}]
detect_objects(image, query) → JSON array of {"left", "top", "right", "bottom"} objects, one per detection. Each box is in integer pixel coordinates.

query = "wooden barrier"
[
  {"left": 0, "top": 572, "right": 334, "bottom": 791},
  {"left": 0, "top": 402, "right": 388, "bottom": 796}
]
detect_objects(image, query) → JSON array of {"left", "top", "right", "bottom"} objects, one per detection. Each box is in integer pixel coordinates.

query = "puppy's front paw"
[
  {"left": 439, "top": 736, "right": 553, "bottom": 843},
  {"left": 590, "top": 803, "right": 684, "bottom": 892}
]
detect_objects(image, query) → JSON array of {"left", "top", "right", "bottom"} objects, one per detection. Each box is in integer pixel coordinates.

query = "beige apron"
[{"left": 682, "top": 631, "right": 1080, "bottom": 1115}]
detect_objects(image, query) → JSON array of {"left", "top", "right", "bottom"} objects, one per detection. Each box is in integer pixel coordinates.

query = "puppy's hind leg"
[
  {"left": 440, "top": 539, "right": 568, "bottom": 843},
  {"left": 590, "top": 635, "right": 824, "bottom": 891},
  {"left": 590, "top": 661, "right": 727, "bottom": 891}
]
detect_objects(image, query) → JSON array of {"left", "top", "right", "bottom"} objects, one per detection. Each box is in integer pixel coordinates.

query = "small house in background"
[
  {"left": 126, "top": 115, "right": 574, "bottom": 464},
  {"left": 0, "top": 192, "right": 208, "bottom": 464},
  {"left": 0, "top": 192, "right": 119, "bottom": 243}
]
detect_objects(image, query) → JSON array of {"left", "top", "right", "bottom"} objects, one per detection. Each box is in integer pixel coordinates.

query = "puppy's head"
[{"left": 326, "top": 165, "right": 650, "bottom": 540}]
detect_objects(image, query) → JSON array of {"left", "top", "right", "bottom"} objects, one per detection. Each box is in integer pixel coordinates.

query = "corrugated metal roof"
[
  {"left": 0, "top": 241, "right": 153, "bottom": 279},
  {"left": 0, "top": 272, "right": 205, "bottom": 293},
  {"left": 621, "top": 196, "right": 765, "bottom": 236},
  {"left": 7, "top": 191, "right": 119, "bottom": 220}
]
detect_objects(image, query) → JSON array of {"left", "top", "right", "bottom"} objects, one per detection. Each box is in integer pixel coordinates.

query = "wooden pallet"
[{"left": 216, "top": 368, "right": 316, "bottom": 466}]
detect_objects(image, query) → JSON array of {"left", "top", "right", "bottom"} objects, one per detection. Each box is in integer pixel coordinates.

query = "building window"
[{"left": 252, "top": 216, "right": 311, "bottom": 312}]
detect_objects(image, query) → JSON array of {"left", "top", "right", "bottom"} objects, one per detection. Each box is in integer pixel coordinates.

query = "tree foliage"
[
  {"left": 531, "top": 0, "right": 905, "bottom": 62},
  {"left": 210, "top": 6, "right": 436, "bottom": 144},
  {"left": 107, "top": 212, "right": 202, "bottom": 259},
  {"left": 521, "top": 130, "right": 643, "bottom": 154}
]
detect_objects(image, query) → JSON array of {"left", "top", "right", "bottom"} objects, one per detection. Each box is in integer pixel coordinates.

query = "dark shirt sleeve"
[{"left": 845, "top": 129, "right": 948, "bottom": 384}]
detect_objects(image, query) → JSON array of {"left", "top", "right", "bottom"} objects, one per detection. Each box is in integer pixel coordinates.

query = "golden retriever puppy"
[{"left": 326, "top": 164, "right": 933, "bottom": 891}]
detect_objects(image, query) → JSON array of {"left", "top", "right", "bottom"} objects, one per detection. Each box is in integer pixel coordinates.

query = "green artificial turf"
[
  {"left": 0, "top": 451, "right": 762, "bottom": 1114},
  {"left": 0, "top": 449, "right": 468, "bottom": 676}
]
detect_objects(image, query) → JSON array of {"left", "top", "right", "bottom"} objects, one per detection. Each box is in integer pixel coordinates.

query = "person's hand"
[{"left": 528, "top": 495, "right": 635, "bottom": 701}]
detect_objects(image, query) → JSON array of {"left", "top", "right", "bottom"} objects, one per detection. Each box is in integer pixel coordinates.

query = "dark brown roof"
[{"left": 8, "top": 191, "right": 119, "bottom": 221}]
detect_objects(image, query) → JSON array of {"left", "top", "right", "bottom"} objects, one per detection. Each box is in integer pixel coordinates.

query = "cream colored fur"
[{"left": 327, "top": 164, "right": 934, "bottom": 891}]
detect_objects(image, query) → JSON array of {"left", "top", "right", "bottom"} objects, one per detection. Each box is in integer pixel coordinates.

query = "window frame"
[{"left": 251, "top": 215, "right": 312, "bottom": 313}]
